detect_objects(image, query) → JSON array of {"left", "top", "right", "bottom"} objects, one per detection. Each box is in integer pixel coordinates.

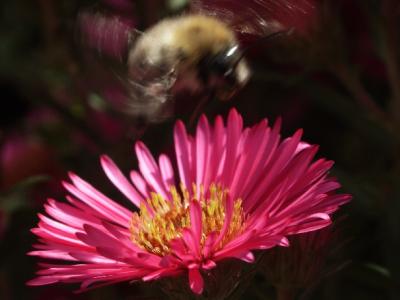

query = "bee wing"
[
  {"left": 115, "top": 66, "right": 178, "bottom": 122},
  {"left": 191, "top": 0, "right": 316, "bottom": 36},
  {"left": 77, "top": 7, "right": 176, "bottom": 122},
  {"left": 77, "top": 7, "right": 140, "bottom": 63}
]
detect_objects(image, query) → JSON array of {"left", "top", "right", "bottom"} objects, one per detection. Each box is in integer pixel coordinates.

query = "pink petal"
[
  {"left": 181, "top": 229, "right": 199, "bottom": 258},
  {"left": 195, "top": 115, "right": 211, "bottom": 194},
  {"left": 27, "top": 276, "right": 59, "bottom": 286},
  {"left": 189, "top": 268, "right": 204, "bottom": 294},
  {"left": 234, "top": 251, "right": 254, "bottom": 263},
  {"left": 159, "top": 154, "right": 175, "bottom": 189},
  {"left": 241, "top": 118, "right": 281, "bottom": 207},
  {"left": 202, "top": 260, "right": 216, "bottom": 270},
  {"left": 66, "top": 174, "right": 131, "bottom": 225},
  {"left": 245, "top": 128, "right": 303, "bottom": 212},
  {"left": 142, "top": 268, "right": 183, "bottom": 282},
  {"left": 135, "top": 142, "right": 168, "bottom": 199},
  {"left": 189, "top": 200, "right": 202, "bottom": 255},
  {"left": 203, "top": 231, "right": 218, "bottom": 258},
  {"left": 129, "top": 170, "right": 150, "bottom": 198},
  {"left": 229, "top": 120, "right": 269, "bottom": 197},
  {"left": 174, "top": 121, "right": 193, "bottom": 189},
  {"left": 208, "top": 115, "right": 226, "bottom": 185},
  {"left": 221, "top": 108, "right": 242, "bottom": 186},
  {"left": 213, "top": 193, "right": 234, "bottom": 249},
  {"left": 100, "top": 155, "right": 143, "bottom": 207}
]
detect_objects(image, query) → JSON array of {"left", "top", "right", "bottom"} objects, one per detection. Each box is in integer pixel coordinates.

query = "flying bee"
[
  {"left": 78, "top": 1, "right": 304, "bottom": 122},
  {"left": 128, "top": 15, "right": 251, "bottom": 102}
]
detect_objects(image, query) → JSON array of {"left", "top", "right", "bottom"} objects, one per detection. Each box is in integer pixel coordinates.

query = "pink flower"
[
  {"left": 0, "top": 135, "right": 60, "bottom": 190},
  {"left": 27, "top": 109, "right": 350, "bottom": 295},
  {"left": 0, "top": 209, "right": 5, "bottom": 239}
]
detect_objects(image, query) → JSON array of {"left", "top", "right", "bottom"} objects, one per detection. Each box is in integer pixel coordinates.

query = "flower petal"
[
  {"left": 189, "top": 267, "right": 204, "bottom": 294},
  {"left": 100, "top": 155, "right": 143, "bottom": 207},
  {"left": 135, "top": 141, "right": 169, "bottom": 199}
]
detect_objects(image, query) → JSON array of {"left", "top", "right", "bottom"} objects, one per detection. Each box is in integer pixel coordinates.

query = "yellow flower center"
[{"left": 130, "top": 184, "right": 245, "bottom": 256}]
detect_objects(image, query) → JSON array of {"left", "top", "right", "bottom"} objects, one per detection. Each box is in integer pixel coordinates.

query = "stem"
[
  {"left": 277, "top": 288, "right": 296, "bottom": 300},
  {"left": 382, "top": 0, "right": 400, "bottom": 123},
  {"left": 330, "top": 63, "right": 388, "bottom": 124},
  {"left": 37, "top": 0, "right": 58, "bottom": 47},
  {"left": 189, "top": 93, "right": 211, "bottom": 128}
]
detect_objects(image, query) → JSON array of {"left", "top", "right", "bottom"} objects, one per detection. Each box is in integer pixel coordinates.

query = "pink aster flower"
[{"left": 27, "top": 109, "right": 350, "bottom": 295}]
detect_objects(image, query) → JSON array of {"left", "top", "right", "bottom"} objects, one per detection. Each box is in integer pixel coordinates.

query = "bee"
[
  {"left": 79, "top": 1, "right": 302, "bottom": 122},
  {"left": 128, "top": 15, "right": 250, "bottom": 99}
]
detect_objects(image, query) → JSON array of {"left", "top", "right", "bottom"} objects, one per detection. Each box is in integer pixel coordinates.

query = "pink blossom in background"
[
  {"left": 88, "top": 110, "right": 125, "bottom": 143},
  {"left": 0, "top": 210, "right": 5, "bottom": 239},
  {"left": 25, "top": 108, "right": 59, "bottom": 130},
  {"left": 27, "top": 109, "right": 350, "bottom": 295},
  {"left": 0, "top": 136, "right": 60, "bottom": 190}
]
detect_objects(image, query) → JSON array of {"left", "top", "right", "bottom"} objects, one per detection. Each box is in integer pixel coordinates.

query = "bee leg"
[
  {"left": 188, "top": 69, "right": 215, "bottom": 127},
  {"left": 189, "top": 88, "right": 216, "bottom": 127}
]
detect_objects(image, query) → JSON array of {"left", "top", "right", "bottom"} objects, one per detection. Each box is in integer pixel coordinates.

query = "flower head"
[{"left": 28, "top": 109, "right": 350, "bottom": 295}]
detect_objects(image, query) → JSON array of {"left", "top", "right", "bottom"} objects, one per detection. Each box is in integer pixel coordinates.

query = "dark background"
[{"left": 0, "top": 0, "right": 399, "bottom": 299}]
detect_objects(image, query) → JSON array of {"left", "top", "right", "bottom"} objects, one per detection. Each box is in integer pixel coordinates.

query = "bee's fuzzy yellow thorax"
[{"left": 172, "top": 15, "right": 236, "bottom": 64}]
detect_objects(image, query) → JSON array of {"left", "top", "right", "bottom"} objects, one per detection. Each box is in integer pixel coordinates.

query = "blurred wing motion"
[
  {"left": 78, "top": 7, "right": 136, "bottom": 64},
  {"left": 78, "top": 8, "right": 176, "bottom": 122},
  {"left": 191, "top": 0, "right": 316, "bottom": 36}
]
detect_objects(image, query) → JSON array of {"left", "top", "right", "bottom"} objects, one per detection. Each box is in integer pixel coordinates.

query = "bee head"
[{"left": 198, "top": 45, "right": 250, "bottom": 100}]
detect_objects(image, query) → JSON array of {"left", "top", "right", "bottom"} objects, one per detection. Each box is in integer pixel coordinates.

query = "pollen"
[{"left": 130, "top": 184, "right": 245, "bottom": 256}]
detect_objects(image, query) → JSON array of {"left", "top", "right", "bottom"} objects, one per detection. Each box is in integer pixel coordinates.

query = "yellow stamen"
[{"left": 130, "top": 184, "right": 245, "bottom": 256}]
